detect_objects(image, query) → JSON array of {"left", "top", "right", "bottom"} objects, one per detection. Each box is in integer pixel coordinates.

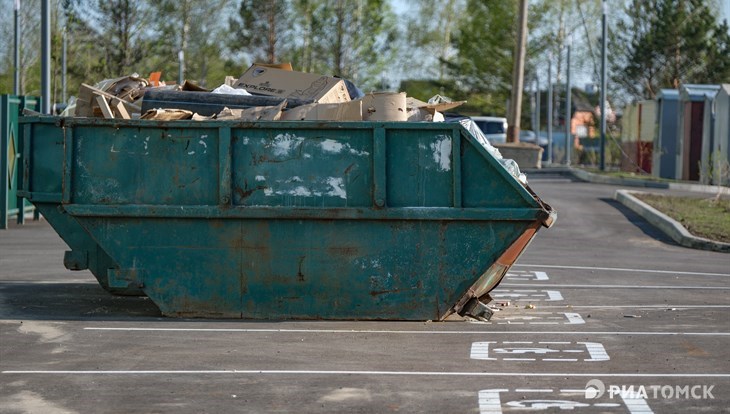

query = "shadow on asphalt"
[
  {"left": 0, "top": 283, "right": 335, "bottom": 325},
  {"left": 0, "top": 282, "right": 163, "bottom": 321},
  {"left": 600, "top": 197, "right": 680, "bottom": 246}
]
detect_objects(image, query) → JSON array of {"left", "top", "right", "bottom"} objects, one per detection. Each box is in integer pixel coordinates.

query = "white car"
[{"left": 471, "top": 116, "right": 507, "bottom": 144}]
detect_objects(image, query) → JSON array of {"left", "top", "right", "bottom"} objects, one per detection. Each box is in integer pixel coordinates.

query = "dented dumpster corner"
[{"left": 19, "top": 117, "right": 555, "bottom": 320}]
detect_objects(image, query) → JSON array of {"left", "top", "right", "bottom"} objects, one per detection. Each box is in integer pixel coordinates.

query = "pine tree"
[
  {"left": 229, "top": 0, "right": 291, "bottom": 65},
  {"left": 611, "top": 0, "right": 730, "bottom": 100}
]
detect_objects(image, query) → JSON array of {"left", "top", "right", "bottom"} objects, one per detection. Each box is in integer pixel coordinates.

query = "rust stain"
[
  {"left": 327, "top": 246, "right": 359, "bottom": 256},
  {"left": 344, "top": 162, "right": 356, "bottom": 175},
  {"left": 234, "top": 185, "right": 267, "bottom": 200},
  {"left": 297, "top": 256, "right": 305, "bottom": 282},
  {"left": 680, "top": 340, "right": 709, "bottom": 357},
  {"left": 370, "top": 289, "right": 400, "bottom": 297}
]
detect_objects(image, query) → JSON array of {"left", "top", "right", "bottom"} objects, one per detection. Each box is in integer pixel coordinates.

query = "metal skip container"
[{"left": 19, "top": 117, "right": 555, "bottom": 320}]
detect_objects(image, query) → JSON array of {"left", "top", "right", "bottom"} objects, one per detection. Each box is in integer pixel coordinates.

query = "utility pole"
[
  {"left": 178, "top": 50, "right": 185, "bottom": 85},
  {"left": 62, "top": 27, "right": 67, "bottom": 104},
  {"left": 565, "top": 40, "right": 572, "bottom": 166},
  {"left": 535, "top": 72, "right": 540, "bottom": 137},
  {"left": 547, "top": 53, "right": 553, "bottom": 164},
  {"left": 41, "top": 0, "right": 51, "bottom": 114},
  {"left": 507, "top": 0, "right": 528, "bottom": 143},
  {"left": 14, "top": 0, "right": 20, "bottom": 95},
  {"left": 599, "top": 0, "right": 608, "bottom": 171}
]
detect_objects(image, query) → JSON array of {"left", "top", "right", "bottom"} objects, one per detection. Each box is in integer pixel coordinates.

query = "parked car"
[
  {"left": 471, "top": 116, "right": 507, "bottom": 144},
  {"left": 519, "top": 130, "right": 548, "bottom": 147}
]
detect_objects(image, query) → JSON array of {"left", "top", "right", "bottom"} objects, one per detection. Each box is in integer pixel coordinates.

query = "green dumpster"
[
  {"left": 19, "top": 117, "right": 554, "bottom": 320},
  {"left": 2, "top": 95, "right": 40, "bottom": 229}
]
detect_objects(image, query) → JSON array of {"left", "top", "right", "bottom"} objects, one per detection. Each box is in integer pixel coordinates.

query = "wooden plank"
[
  {"left": 112, "top": 99, "right": 131, "bottom": 119},
  {"left": 96, "top": 96, "right": 115, "bottom": 119},
  {"left": 81, "top": 83, "right": 142, "bottom": 111}
]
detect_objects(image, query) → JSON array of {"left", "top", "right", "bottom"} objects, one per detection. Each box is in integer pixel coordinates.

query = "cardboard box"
[
  {"left": 362, "top": 92, "right": 407, "bottom": 121},
  {"left": 234, "top": 65, "right": 350, "bottom": 104},
  {"left": 281, "top": 101, "right": 362, "bottom": 121}
]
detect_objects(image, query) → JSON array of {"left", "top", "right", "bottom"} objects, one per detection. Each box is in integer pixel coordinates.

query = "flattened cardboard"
[
  {"left": 406, "top": 96, "right": 462, "bottom": 122},
  {"left": 216, "top": 101, "right": 286, "bottom": 121},
  {"left": 234, "top": 65, "right": 350, "bottom": 104},
  {"left": 140, "top": 108, "right": 193, "bottom": 121},
  {"left": 281, "top": 101, "right": 362, "bottom": 121}
]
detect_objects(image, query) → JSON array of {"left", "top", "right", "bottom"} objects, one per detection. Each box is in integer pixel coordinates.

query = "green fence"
[{"left": 1, "top": 95, "right": 41, "bottom": 229}]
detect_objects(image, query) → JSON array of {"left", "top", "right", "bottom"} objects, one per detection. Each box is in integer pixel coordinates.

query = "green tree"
[
  {"left": 90, "top": 0, "right": 150, "bottom": 76},
  {"left": 229, "top": 0, "right": 292, "bottom": 65},
  {"left": 149, "top": 0, "right": 233, "bottom": 86},
  {"left": 398, "top": 0, "right": 464, "bottom": 82},
  {"left": 611, "top": 0, "right": 730, "bottom": 100},
  {"left": 1, "top": 0, "right": 42, "bottom": 95},
  {"left": 701, "top": 19, "right": 730, "bottom": 83},
  {"left": 313, "top": 0, "right": 398, "bottom": 89},
  {"left": 446, "top": 0, "right": 516, "bottom": 115},
  {"left": 62, "top": 0, "right": 113, "bottom": 94},
  {"left": 289, "top": 0, "right": 327, "bottom": 73}
]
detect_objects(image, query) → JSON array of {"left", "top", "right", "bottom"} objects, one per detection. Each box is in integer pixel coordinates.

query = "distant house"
[{"left": 621, "top": 100, "right": 656, "bottom": 173}]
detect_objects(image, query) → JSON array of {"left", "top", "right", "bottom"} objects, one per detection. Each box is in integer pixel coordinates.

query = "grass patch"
[{"left": 634, "top": 194, "right": 730, "bottom": 243}]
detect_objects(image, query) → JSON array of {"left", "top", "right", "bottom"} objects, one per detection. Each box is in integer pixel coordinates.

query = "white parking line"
[
  {"left": 491, "top": 289, "right": 564, "bottom": 301},
  {"left": 581, "top": 342, "right": 610, "bottom": 362},
  {"left": 504, "top": 271, "right": 550, "bottom": 282},
  {"left": 623, "top": 395, "right": 655, "bottom": 413},
  {"left": 514, "top": 264, "right": 730, "bottom": 277},
  {"left": 547, "top": 290, "right": 563, "bottom": 301},
  {"left": 478, "top": 390, "right": 505, "bottom": 414},
  {"left": 515, "top": 389, "right": 552, "bottom": 393},
  {"left": 565, "top": 313, "right": 585, "bottom": 324},
  {"left": 500, "top": 284, "right": 730, "bottom": 289},
  {"left": 487, "top": 312, "right": 585, "bottom": 325},
  {"left": 534, "top": 271, "right": 549, "bottom": 280},
  {"left": 4, "top": 370, "right": 730, "bottom": 377},
  {"left": 538, "top": 305, "right": 730, "bottom": 309},
  {"left": 83, "top": 328, "right": 730, "bottom": 336}
]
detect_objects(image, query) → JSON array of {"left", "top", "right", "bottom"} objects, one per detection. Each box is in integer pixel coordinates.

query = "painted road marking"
[
  {"left": 485, "top": 312, "right": 584, "bottom": 325},
  {"left": 470, "top": 341, "right": 609, "bottom": 362},
  {"left": 4, "top": 370, "right": 730, "bottom": 378},
  {"left": 538, "top": 305, "right": 730, "bottom": 309},
  {"left": 478, "top": 389, "right": 653, "bottom": 414},
  {"left": 514, "top": 264, "right": 730, "bottom": 277},
  {"left": 83, "top": 327, "right": 730, "bottom": 336},
  {"left": 500, "top": 284, "right": 730, "bottom": 289},
  {"left": 504, "top": 271, "right": 549, "bottom": 282},
  {"left": 491, "top": 289, "right": 564, "bottom": 301}
]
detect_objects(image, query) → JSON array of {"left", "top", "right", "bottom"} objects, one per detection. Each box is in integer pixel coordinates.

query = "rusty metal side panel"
[{"left": 76, "top": 216, "right": 532, "bottom": 319}]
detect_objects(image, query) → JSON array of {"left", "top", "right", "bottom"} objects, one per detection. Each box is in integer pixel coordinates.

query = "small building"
[
  {"left": 704, "top": 84, "right": 730, "bottom": 185},
  {"left": 678, "top": 84, "right": 720, "bottom": 181},
  {"left": 621, "top": 100, "right": 655, "bottom": 173},
  {"left": 653, "top": 89, "right": 681, "bottom": 179}
]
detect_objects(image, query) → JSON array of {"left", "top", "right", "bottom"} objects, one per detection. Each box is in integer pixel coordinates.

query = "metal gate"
[{"left": 1, "top": 95, "right": 40, "bottom": 229}]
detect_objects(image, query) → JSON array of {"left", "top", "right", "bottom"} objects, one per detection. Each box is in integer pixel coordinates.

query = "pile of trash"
[{"left": 64, "top": 63, "right": 525, "bottom": 183}]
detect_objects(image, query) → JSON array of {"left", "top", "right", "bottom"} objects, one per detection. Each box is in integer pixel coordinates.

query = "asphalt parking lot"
[{"left": 1, "top": 176, "right": 728, "bottom": 413}]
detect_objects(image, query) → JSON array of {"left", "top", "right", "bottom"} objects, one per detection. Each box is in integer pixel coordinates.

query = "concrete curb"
[
  {"left": 570, "top": 168, "right": 730, "bottom": 195},
  {"left": 615, "top": 190, "right": 730, "bottom": 253}
]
